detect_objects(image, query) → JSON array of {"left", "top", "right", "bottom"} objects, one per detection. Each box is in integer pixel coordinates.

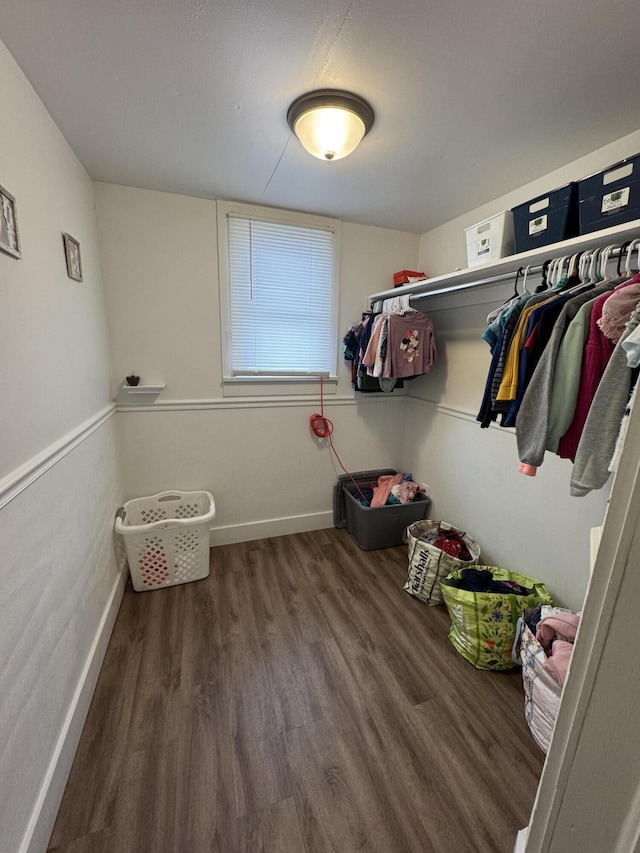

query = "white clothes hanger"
[
  {"left": 579, "top": 250, "right": 592, "bottom": 282},
  {"left": 599, "top": 244, "right": 617, "bottom": 279},
  {"left": 561, "top": 251, "right": 588, "bottom": 294},
  {"left": 549, "top": 255, "right": 567, "bottom": 289},
  {"left": 568, "top": 252, "right": 581, "bottom": 277},
  {"left": 557, "top": 255, "right": 569, "bottom": 281},
  {"left": 546, "top": 257, "right": 558, "bottom": 288},
  {"left": 625, "top": 238, "right": 640, "bottom": 275},
  {"left": 554, "top": 256, "right": 564, "bottom": 286},
  {"left": 587, "top": 247, "right": 602, "bottom": 284},
  {"left": 381, "top": 293, "right": 415, "bottom": 314}
]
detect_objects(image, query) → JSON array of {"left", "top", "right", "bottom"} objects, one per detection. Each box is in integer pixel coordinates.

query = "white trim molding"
[
  {"left": 20, "top": 567, "right": 127, "bottom": 853},
  {"left": 211, "top": 510, "right": 333, "bottom": 546},
  {"left": 407, "top": 394, "right": 517, "bottom": 434},
  {"left": 0, "top": 404, "right": 116, "bottom": 511},
  {"left": 514, "top": 827, "right": 529, "bottom": 853},
  {"left": 116, "top": 393, "right": 406, "bottom": 413}
]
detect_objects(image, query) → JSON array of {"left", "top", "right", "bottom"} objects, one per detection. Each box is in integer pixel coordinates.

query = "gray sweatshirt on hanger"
[
  {"left": 570, "top": 306, "right": 640, "bottom": 497},
  {"left": 516, "top": 283, "right": 610, "bottom": 469},
  {"left": 546, "top": 275, "right": 629, "bottom": 448}
]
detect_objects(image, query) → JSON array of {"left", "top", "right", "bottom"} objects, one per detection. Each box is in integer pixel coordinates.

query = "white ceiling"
[{"left": 3, "top": 0, "right": 640, "bottom": 234}]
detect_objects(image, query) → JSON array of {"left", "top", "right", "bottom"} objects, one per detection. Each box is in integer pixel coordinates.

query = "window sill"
[{"left": 222, "top": 376, "right": 337, "bottom": 398}]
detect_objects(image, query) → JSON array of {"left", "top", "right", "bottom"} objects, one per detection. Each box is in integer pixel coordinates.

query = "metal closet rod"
[
  {"left": 401, "top": 242, "right": 635, "bottom": 303},
  {"left": 371, "top": 267, "right": 541, "bottom": 307},
  {"left": 370, "top": 241, "right": 639, "bottom": 309}
]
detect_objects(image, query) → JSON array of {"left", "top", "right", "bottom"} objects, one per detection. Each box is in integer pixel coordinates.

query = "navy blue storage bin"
[
  {"left": 579, "top": 155, "right": 640, "bottom": 235},
  {"left": 512, "top": 183, "right": 579, "bottom": 254}
]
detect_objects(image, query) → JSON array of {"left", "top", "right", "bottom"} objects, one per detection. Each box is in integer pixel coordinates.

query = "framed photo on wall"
[
  {"left": 63, "top": 232, "right": 83, "bottom": 281},
  {"left": 0, "top": 184, "right": 21, "bottom": 259}
]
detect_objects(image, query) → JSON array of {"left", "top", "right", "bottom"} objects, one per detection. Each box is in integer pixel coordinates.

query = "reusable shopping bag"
[
  {"left": 441, "top": 566, "right": 552, "bottom": 670},
  {"left": 404, "top": 520, "right": 480, "bottom": 605},
  {"left": 518, "top": 621, "right": 562, "bottom": 752}
]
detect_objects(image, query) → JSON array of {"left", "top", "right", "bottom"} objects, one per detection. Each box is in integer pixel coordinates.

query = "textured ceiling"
[{"left": 2, "top": 0, "right": 640, "bottom": 233}]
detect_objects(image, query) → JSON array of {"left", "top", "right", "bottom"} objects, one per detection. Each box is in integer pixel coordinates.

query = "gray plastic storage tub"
[{"left": 334, "top": 470, "right": 430, "bottom": 550}]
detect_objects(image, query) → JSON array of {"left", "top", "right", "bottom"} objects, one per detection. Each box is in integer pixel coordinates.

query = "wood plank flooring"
[{"left": 48, "top": 528, "right": 544, "bottom": 853}]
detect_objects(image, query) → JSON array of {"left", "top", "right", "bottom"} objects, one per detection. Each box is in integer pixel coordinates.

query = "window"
[{"left": 217, "top": 201, "right": 340, "bottom": 389}]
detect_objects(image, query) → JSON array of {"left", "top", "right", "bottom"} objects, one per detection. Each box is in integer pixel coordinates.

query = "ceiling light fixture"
[{"left": 287, "top": 89, "right": 374, "bottom": 162}]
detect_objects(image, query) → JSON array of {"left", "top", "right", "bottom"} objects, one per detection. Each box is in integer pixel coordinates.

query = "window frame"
[{"left": 217, "top": 200, "right": 341, "bottom": 394}]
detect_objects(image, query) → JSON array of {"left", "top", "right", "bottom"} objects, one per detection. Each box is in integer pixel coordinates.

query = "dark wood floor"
[{"left": 48, "top": 527, "right": 544, "bottom": 853}]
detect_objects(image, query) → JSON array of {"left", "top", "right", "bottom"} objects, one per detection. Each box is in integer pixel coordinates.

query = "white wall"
[
  {"left": 419, "top": 128, "right": 640, "bottom": 277},
  {"left": 0, "top": 40, "right": 124, "bottom": 853},
  {"left": 397, "top": 132, "right": 640, "bottom": 610},
  {"left": 95, "top": 183, "right": 420, "bottom": 542}
]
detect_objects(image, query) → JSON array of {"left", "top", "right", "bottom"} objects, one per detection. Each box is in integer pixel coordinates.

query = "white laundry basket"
[{"left": 115, "top": 490, "right": 216, "bottom": 591}]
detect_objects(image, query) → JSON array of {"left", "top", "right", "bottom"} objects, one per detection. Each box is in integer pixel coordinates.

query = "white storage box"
[
  {"left": 115, "top": 490, "right": 216, "bottom": 592},
  {"left": 465, "top": 211, "right": 514, "bottom": 267}
]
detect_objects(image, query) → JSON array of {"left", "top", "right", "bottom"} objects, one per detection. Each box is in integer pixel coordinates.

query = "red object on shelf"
[{"left": 393, "top": 269, "right": 425, "bottom": 287}]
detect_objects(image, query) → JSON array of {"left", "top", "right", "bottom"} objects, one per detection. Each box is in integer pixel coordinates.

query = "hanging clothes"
[
  {"left": 598, "top": 279, "right": 640, "bottom": 342},
  {"left": 513, "top": 258, "right": 639, "bottom": 475},
  {"left": 495, "top": 290, "right": 557, "bottom": 406},
  {"left": 476, "top": 241, "right": 640, "bottom": 493},
  {"left": 343, "top": 320, "right": 362, "bottom": 361},
  {"left": 477, "top": 286, "right": 536, "bottom": 427},
  {"left": 361, "top": 313, "right": 387, "bottom": 376},
  {"left": 343, "top": 302, "right": 436, "bottom": 391},
  {"left": 570, "top": 305, "right": 640, "bottom": 496},
  {"left": 545, "top": 278, "right": 625, "bottom": 451},
  {"left": 556, "top": 275, "right": 640, "bottom": 460},
  {"left": 516, "top": 278, "right": 617, "bottom": 471},
  {"left": 555, "top": 291, "right": 618, "bottom": 460},
  {"left": 609, "top": 382, "right": 637, "bottom": 475},
  {"left": 621, "top": 321, "right": 640, "bottom": 366},
  {"left": 609, "top": 323, "right": 640, "bottom": 473},
  {"left": 478, "top": 265, "right": 576, "bottom": 428},
  {"left": 343, "top": 314, "right": 389, "bottom": 392},
  {"left": 502, "top": 274, "right": 586, "bottom": 427},
  {"left": 382, "top": 309, "right": 436, "bottom": 378}
]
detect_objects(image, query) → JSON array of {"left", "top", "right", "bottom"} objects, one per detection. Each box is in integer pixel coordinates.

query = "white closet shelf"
[{"left": 369, "top": 217, "right": 640, "bottom": 303}]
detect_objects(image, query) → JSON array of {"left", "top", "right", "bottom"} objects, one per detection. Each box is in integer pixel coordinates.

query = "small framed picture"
[
  {"left": 0, "top": 184, "right": 21, "bottom": 259},
  {"left": 63, "top": 232, "right": 83, "bottom": 282}
]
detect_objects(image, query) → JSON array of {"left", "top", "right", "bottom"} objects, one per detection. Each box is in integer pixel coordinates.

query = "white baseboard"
[
  {"left": 20, "top": 567, "right": 127, "bottom": 853},
  {"left": 211, "top": 510, "right": 334, "bottom": 546}
]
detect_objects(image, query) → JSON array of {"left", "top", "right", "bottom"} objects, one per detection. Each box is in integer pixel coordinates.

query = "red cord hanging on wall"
[{"left": 310, "top": 377, "right": 367, "bottom": 501}]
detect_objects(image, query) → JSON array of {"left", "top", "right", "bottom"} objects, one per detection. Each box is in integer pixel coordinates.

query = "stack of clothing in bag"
[
  {"left": 519, "top": 605, "right": 581, "bottom": 753},
  {"left": 524, "top": 605, "right": 580, "bottom": 686},
  {"left": 450, "top": 567, "right": 532, "bottom": 594},
  {"left": 355, "top": 472, "right": 426, "bottom": 507},
  {"left": 412, "top": 526, "right": 473, "bottom": 560}
]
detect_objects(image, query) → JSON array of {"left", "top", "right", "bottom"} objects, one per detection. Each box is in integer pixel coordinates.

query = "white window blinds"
[{"left": 226, "top": 214, "right": 336, "bottom": 377}]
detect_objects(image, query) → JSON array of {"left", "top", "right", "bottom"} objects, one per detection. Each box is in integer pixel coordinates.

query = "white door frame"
[{"left": 522, "top": 388, "right": 640, "bottom": 852}]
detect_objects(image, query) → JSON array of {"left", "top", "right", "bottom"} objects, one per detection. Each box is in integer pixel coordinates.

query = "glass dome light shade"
[
  {"left": 293, "top": 106, "right": 366, "bottom": 161},
  {"left": 287, "top": 90, "right": 374, "bottom": 161}
]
